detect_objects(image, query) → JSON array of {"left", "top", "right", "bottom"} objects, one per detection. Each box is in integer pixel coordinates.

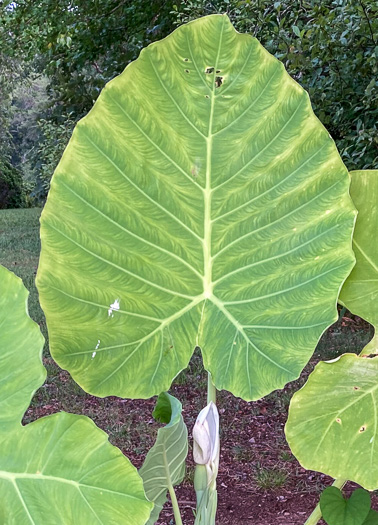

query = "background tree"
[
  {"left": 2, "top": 0, "right": 179, "bottom": 200},
  {"left": 1, "top": 0, "right": 376, "bottom": 203}
]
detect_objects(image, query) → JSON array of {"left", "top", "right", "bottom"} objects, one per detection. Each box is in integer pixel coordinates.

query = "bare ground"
[{"left": 24, "top": 314, "right": 377, "bottom": 525}]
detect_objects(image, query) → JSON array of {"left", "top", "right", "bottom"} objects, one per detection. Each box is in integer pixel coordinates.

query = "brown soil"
[{"left": 25, "top": 313, "right": 377, "bottom": 525}]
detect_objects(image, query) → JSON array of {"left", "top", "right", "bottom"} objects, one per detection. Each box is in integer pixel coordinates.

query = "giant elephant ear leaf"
[
  {"left": 0, "top": 265, "right": 46, "bottom": 432},
  {"left": 0, "top": 266, "right": 153, "bottom": 523},
  {"left": 36, "top": 14, "right": 356, "bottom": 401},
  {"left": 339, "top": 170, "right": 378, "bottom": 354}
]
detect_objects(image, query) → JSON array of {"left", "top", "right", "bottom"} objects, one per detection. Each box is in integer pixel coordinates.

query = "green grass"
[
  {"left": 279, "top": 450, "right": 294, "bottom": 462},
  {"left": 0, "top": 208, "right": 48, "bottom": 349},
  {"left": 254, "top": 467, "right": 288, "bottom": 490},
  {"left": 232, "top": 444, "right": 254, "bottom": 463}
]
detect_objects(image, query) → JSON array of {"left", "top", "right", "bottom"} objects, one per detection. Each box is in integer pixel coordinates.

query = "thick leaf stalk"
[{"left": 193, "top": 402, "right": 219, "bottom": 525}]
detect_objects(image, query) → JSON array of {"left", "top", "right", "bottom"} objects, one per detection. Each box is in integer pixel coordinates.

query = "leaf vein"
[
  {"left": 49, "top": 222, "right": 194, "bottom": 300},
  {"left": 60, "top": 181, "right": 203, "bottom": 280},
  {"left": 106, "top": 92, "right": 204, "bottom": 190}
]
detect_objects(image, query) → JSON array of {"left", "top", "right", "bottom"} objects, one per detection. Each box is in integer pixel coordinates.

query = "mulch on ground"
[{"left": 24, "top": 314, "right": 376, "bottom": 525}]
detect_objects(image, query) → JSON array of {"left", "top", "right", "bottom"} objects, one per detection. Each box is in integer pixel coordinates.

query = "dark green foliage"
[
  {"left": 7, "top": 0, "right": 179, "bottom": 117},
  {"left": 320, "top": 487, "right": 374, "bottom": 525},
  {"left": 27, "top": 113, "right": 76, "bottom": 201},
  {"left": 3, "top": 0, "right": 179, "bottom": 199},
  {"left": 0, "top": 159, "right": 26, "bottom": 209},
  {"left": 1, "top": 0, "right": 376, "bottom": 201}
]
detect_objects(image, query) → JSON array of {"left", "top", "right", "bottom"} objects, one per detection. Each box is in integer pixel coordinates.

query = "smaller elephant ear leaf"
[
  {"left": 0, "top": 413, "right": 153, "bottom": 525},
  {"left": 339, "top": 170, "right": 378, "bottom": 354},
  {"left": 0, "top": 265, "right": 153, "bottom": 524},
  {"left": 0, "top": 265, "right": 46, "bottom": 432},
  {"left": 140, "top": 393, "right": 188, "bottom": 524},
  {"left": 286, "top": 354, "right": 378, "bottom": 490},
  {"left": 320, "top": 487, "right": 371, "bottom": 525},
  {"left": 287, "top": 170, "right": 378, "bottom": 489}
]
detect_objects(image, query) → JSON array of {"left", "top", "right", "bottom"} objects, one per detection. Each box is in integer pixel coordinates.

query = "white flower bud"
[{"left": 193, "top": 401, "right": 219, "bottom": 470}]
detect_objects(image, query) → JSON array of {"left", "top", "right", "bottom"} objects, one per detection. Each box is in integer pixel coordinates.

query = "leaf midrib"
[
  {"left": 203, "top": 17, "right": 225, "bottom": 298},
  {"left": 197, "top": 22, "right": 286, "bottom": 392}
]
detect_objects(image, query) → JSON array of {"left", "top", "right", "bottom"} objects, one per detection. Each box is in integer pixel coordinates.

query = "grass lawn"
[
  {"left": 0, "top": 208, "right": 47, "bottom": 346},
  {"left": 0, "top": 206, "right": 375, "bottom": 524}
]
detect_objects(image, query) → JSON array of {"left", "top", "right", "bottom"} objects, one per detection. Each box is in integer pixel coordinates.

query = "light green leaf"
[
  {"left": 292, "top": 25, "right": 301, "bottom": 37},
  {"left": 0, "top": 412, "right": 153, "bottom": 525},
  {"left": 36, "top": 14, "right": 356, "bottom": 401},
  {"left": 339, "top": 170, "right": 378, "bottom": 353},
  {"left": 285, "top": 354, "right": 378, "bottom": 490},
  {"left": 320, "top": 487, "right": 371, "bottom": 525},
  {"left": 0, "top": 265, "right": 153, "bottom": 523},
  {"left": 140, "top": 393, "right": 188, "bottom": 524},
  {"left": 0, "top": 266, "right": 46, "bottom": 432}
]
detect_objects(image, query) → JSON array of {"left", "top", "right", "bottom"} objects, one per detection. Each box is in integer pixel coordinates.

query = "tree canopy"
[{"left": 0, "top": 0, "right": 376, "bottom": 203}]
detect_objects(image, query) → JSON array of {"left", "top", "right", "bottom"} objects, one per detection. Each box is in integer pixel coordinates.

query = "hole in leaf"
[
  {"left": 215, "top": 76, "right": 223, "bottom": 88},
  {"left": 184, "top": 58, "right": 189, "bottom": 62},
  {"left": 336, "top": 418, "right": 341, "bottom": 424},
  {"left": 216, "top": 69, "right": 221, "bottom": 73},
  {"left": 185, "top": 69, "right": 190, "bottom": 73},
  {"left": 205, "top": 95, "right": 209, "bottom": 98},
  {"left": 359, "top": 425, "right": 366, "bottom": 433},
  {"left": 205, "top": 67, "right": 214, "bottom": 74}
]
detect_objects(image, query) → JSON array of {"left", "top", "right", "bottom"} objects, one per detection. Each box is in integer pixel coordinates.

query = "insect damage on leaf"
[{"left": 215, "top": 76, "right": 223, "bottom": 88}]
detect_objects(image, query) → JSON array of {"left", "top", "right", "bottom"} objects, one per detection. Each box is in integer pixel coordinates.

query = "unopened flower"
[{"left": 193, "top": 401, "right": 219, "bottom": 481}]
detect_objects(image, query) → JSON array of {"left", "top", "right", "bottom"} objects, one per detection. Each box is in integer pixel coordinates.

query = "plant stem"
[
  {"left": 304, "top": 478, "right": 347, "bottom": 525},
  {"left": 168, "top": 484, "right": 183, "bottom": 525},
  {"left": 338, "top": 305, "right": 347, "bottom": 323},
  {"left": 207, "top": 372, "right": 217, "bottom": 404}
]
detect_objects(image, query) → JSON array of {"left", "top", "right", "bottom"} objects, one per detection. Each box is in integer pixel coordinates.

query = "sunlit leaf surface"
[
  {"left": 0, "top": 266, "right": 45, "bottom": 432},
  {"left": 339, "top": 170, "right": 378, "bottom": 353},
  {"left": 0, "top": 413, "right": 152, "bottom": 524},
  {"left": 37, "top": 15, "right": 356, "bottom": 400},
  {"left": 286, "top": 354, "right": 378, "bottom": 490}
]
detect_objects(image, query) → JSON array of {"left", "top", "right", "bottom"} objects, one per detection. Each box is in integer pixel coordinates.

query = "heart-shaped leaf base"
[{"left": 320, "top": 487, "right": 371, "bottom": 525}]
